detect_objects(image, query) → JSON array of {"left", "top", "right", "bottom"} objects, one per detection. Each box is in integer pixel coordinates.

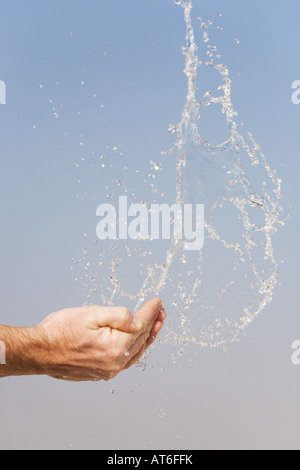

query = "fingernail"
[
  {"left": 133, "top": 317, "right": 143, "bottom": 330},
  {"left": 159, "top": 305, "right": 166, "bottom": 315}
]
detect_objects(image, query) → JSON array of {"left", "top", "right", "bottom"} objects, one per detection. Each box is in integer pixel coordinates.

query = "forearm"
[{"left": 0, "top": 325, "right": 46, "bottom": 378}]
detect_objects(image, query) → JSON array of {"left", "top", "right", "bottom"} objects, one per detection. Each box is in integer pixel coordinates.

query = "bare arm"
[
  {"left": 0, "top": 298, "right": 166, "bottom": 381},
  {"left": 0, "top": 325, "right": 47, "bottom": 377}
]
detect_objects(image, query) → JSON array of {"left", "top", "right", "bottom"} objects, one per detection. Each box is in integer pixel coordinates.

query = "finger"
[
  {"left": 157, "top": 307, "right": 167, "bottom": 324},
  {"left": 121, "top": 298, "right": 162, "bottom": 352},
  {"left": 124, "top": 319, "right": 163, "bottom": 365},
  {"left": 145, "top": 320, "right": 163, "bottom": 350},
  {"left": 93, "top": 306, "right": 143, "bottom": 333},
  {"left": 143, "top": 305, "right": 166, "bottom": 350},
  {"left": 124, "top": 298, "right": 163, "bottom": 351},
  {"left": 123, "top": 345, "right": 146, "bottom": 370}
]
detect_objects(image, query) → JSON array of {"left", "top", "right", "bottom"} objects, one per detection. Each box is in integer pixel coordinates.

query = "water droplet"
[
  {"left": 150, "top": 161, "right": 162, "bottom": 171},
  {"left": 78, "top": 0, "right": 283, "bottom": 352},
  {"left": 168, "top": 124, "right": 177, "bottom": 135}
]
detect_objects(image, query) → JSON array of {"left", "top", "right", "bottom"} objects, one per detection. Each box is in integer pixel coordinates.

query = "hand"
[{"left": 36, "top": 298, "right": 166, "bottom": 382}]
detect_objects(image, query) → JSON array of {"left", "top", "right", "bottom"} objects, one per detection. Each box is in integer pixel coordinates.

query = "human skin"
[{"left": 0, "top": 298, "right": 166, "bottom": 382}]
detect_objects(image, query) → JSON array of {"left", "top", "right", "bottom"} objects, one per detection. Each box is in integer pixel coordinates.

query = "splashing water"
[{"left": 75, "top": 0, "right": 283, "bottom": 349}]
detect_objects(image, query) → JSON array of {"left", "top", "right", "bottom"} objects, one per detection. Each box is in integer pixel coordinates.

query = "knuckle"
[
  {"left": 119, "top": 307, "right": 131, "bottom": 319},
  {"left": 104, "top": 372, "right": 117, "bottom": 382},
  {"left": 114, "top": 364, "right": 122, "bottom": 374},
  {"left": 81, "top": 305, "right": 97, "bottom": 318},
  {"left": 109, "top": 346, "right": 124, "bottom": 364},
  {"left": 116, "top": 347, "right": 126, "bottom": 362},
  {"left": 85, "top": 305, "right": 102, "bottom": 322},
  {"left": 109, "top": 362, "right": 122, "bottom": 376}
]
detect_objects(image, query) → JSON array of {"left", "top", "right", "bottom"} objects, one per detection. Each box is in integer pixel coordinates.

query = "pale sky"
[{"left": 0, "top": 0, "right": 299, "bottom": 450}]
